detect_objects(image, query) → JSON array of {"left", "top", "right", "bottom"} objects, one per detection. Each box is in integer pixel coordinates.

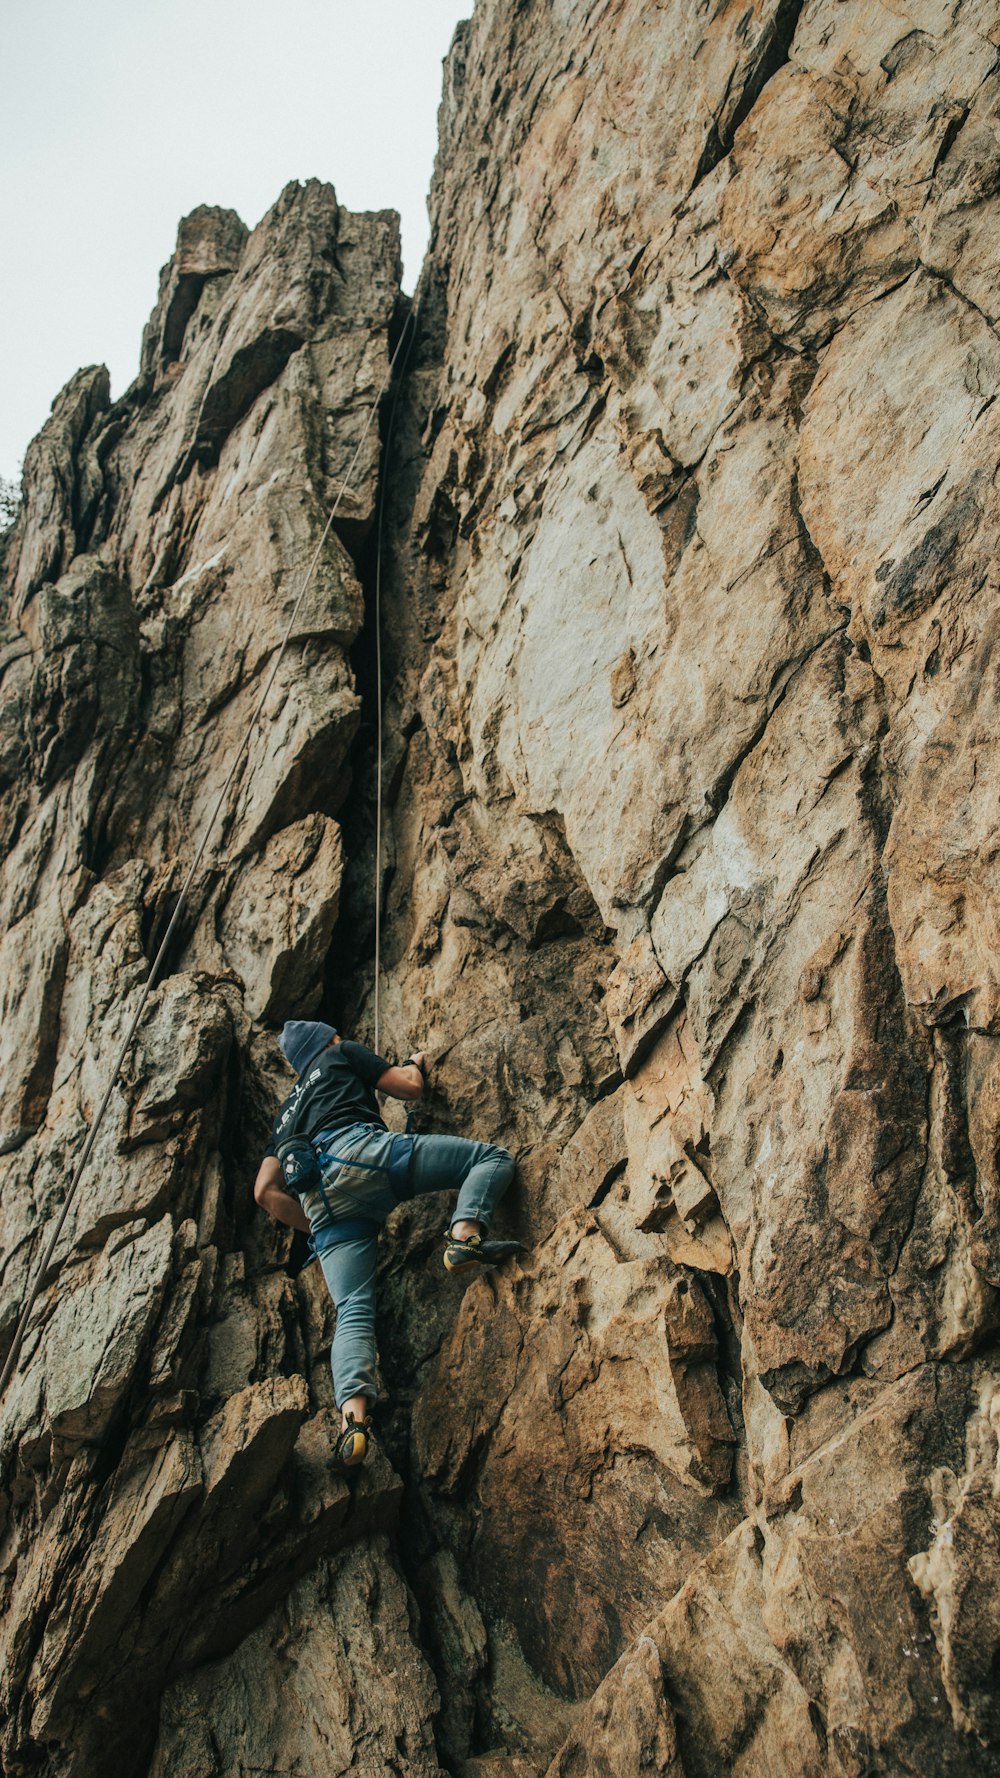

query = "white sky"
[{"left": 1, "top": 0, "right": 470, "bottom": 484}]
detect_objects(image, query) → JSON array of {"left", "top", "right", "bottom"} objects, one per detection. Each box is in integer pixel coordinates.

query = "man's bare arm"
[
  {"left": 376, "top": 1052, "right": 426, "bottom": 1102},
  {"left": 254, "top": 1155, "right": 311, "bottom": 1233}
]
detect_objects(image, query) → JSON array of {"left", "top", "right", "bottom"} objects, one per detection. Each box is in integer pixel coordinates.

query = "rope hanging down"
[
  {"left": 0, "top": 306, "right": 417, "bottom": 1399},
  {"left": 372, "top": 307, "right": 418, "bottom": 1056}
]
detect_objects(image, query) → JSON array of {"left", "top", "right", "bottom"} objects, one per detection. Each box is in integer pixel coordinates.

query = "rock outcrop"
[
  {"left": 0, "top": 180, "right": 427, "bottom": 1777},
  {"left": 4, "top": 3, "right": 1000, "bottom": 1775}
]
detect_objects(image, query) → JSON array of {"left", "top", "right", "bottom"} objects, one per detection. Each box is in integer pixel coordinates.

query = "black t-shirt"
[{"left": 265, "top": 1041, "right": 391, "bottom": 1156}]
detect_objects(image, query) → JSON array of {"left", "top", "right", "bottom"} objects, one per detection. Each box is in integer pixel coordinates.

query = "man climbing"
[{"left": 253, "top": 1020, "right": 520, "bottom": 1475}]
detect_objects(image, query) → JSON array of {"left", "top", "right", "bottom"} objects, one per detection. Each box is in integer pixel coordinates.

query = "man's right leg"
[
  {"left": 409, "top": 1132, "right": 514, "bottom": 1227},
  {"left": 407, "top": 1133, "right": 520, "bottom": 1269}
]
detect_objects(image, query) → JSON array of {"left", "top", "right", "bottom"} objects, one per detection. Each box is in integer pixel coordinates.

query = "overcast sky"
[{"left": 1, "top": 0, "right": 469, "bottom": 484}]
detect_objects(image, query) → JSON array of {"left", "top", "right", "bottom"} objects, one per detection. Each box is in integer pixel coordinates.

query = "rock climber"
[{"left": 253, "top": 1019, "right": 520, "bottom": 1475}]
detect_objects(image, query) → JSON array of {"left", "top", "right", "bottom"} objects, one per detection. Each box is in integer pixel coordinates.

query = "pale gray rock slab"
[
  {"left": 7, "top": 368, "right": 111, "bottom": 615},
  {"left": 140, "top": 204, "right": 248, "bottom": 383},
  {"left": 217, "top": 812, "right": 343, "bottom": 1021},
  {"left": 42, "top": 1215, "right": 175, "bottom": 1445}
]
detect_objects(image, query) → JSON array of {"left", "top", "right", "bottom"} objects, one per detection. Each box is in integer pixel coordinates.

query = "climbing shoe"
[
  {"left": 443, "top": 1230, "right": 525, "bottom": 1273},
  {"left": 328, "top": 1412, "right": 372, "bottom": 1475}
]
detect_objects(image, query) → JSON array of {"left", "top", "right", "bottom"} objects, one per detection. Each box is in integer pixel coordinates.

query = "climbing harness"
[
  {"left": 313, "top": 1127, "right": 417, "bottom": 1198},
  {"left": 281, "top": 1125, "right": 417, "bottom": 1260},
  {"left": 0, "top": 306, "right": 418, "bottom": 1399}
]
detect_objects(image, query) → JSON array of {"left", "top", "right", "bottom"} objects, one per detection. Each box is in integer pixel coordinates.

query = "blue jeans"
[{"left": 307, "top": 1124, "right": 514, "bottom": 1406}]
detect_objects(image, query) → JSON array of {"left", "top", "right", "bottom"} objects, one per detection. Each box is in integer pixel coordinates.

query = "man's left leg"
[{"left": 318, "top": 1233, "right": 379, "bottom": 1469}]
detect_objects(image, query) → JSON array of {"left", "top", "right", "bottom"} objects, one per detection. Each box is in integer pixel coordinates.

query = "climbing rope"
[
  {"left": 372, "top": 304, "right": 418, "bottom": 1056},
  {"left": 0, "top": 305, "right": 417, "bottom": 1398}
]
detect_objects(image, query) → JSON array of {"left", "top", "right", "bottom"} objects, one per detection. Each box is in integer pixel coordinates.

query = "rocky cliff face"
[{"left": 3, "top": 4, "right": 1000, "bottom": 1775}]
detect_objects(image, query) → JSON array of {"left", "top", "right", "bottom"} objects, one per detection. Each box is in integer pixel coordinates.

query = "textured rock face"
[
  {"left": 3, "top": 4, "right": 1000, "bottom": 1776},
  {"left": 368, "top": 1, "right": 1000, "bottom": 1771},
  {"left": 0, "top": 181, "right": 421, "bottom": 1777}
]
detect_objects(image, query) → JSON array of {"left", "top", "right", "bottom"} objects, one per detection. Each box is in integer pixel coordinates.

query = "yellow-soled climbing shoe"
[
  {"left": 328, "top": 1412, "right": 372, "bottom": 1475},
  {"left": 443, "top": 1230, "right": 525, "bottom": 1273}
]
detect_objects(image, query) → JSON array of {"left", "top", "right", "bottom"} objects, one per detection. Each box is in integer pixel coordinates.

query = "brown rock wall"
[
  {"left": 3, "top": 3, "right": 1000, "bottom": 1775},
  {"left": 0, "top": 182, "right": 416, "bottom": 1778},
  {"left": 361, "top": 1, "right": 1000, "bottom": 1771}
]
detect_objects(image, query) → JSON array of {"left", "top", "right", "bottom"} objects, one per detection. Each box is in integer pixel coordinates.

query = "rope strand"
[{"left": 372, "top": 303, "right": 418, "bottom": 1056}]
